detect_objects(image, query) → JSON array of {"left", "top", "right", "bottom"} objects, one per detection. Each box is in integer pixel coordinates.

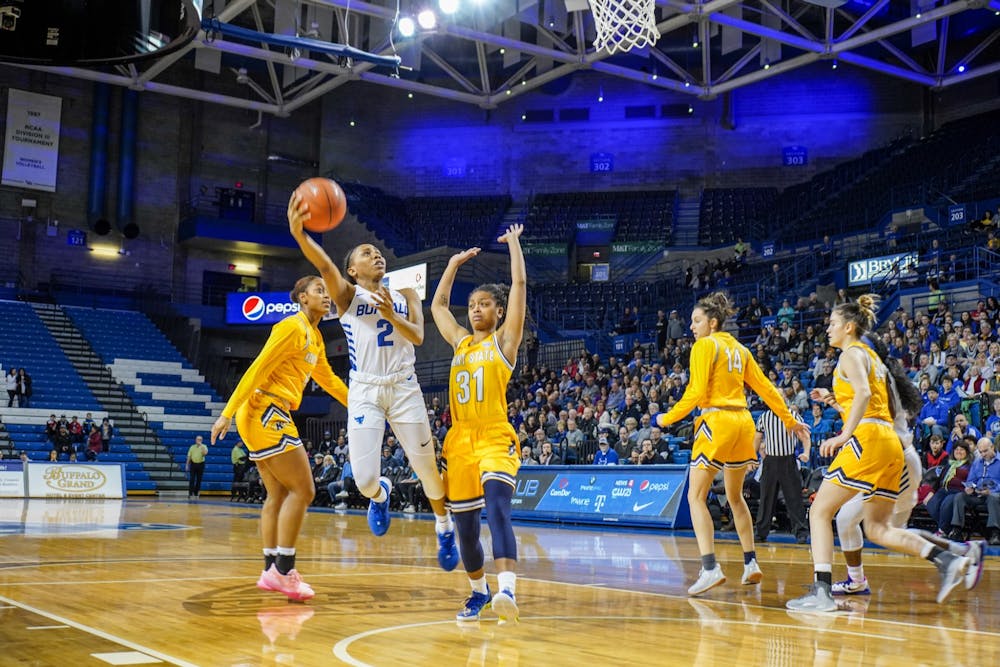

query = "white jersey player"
[{"left": 288, "top": 194, "right": 458, "bottom": 571}]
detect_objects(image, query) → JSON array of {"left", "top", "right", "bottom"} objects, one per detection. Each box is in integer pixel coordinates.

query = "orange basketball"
[{"left": 295, "top": 177, "right": 347, "bottom": 232}]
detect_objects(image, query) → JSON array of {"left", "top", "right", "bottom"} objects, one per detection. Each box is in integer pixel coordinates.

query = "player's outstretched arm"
[
  {"left": 432, "top": 248, "right": 479, "bottom": 348},
  {"left": 497, "top": 224, "right": 526, "bottom": 362},
  {"left": 287, "top": 192, "right": 353, "bottom": 314}
]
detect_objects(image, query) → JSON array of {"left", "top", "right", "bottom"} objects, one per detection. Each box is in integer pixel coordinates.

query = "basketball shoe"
[
  {"left": 741, "top": 559, "right": 762, "bottom": 585},
  {"left": 831, "top": 576, "right": 870, "bottom": 595},
  {"left": 456, "top": 588, "right": 493, "bottom": 621},
  {"left": 964, "top": 540, "right": 986, "bottom": 590},
  {"left": 688, "top": 565, "right": 726, "bottom": 596},
  {"left": 437, "top": 528, "right": 460, "bottom": 571},
  {"left": 258, "top": 564, "right": 315, "bottom": 601},
  {"left": 492, "top": 589, "right": 519, "bottom": 623},
  {"left": 785, "top": 581, "right": 837, "bottom": 612},
  {"left": 367, "top": 477, "right": 392, "bottom": 537},
  {"left": 934, "top": 552, "right": 969, "bottom": 604}
]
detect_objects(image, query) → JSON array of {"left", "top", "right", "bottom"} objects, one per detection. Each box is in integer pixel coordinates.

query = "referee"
[{"left": 754, "top": 406, "right": 809, "bottom": 543}]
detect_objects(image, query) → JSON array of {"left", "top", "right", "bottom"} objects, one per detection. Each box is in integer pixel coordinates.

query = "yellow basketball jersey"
[
  {"left": 449, "top": 333, "right": 513, "bottom": 424},
  {"left": 659, "top": 331, "right": 795, "bottom": 429},
  {"left": 833, "top": 342, "right": 891, "bottom": 421}
]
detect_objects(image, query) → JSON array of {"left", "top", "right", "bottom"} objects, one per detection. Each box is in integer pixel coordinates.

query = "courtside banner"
[
  {"left": 2, "top": 88, "right": 62, "bottom": 192},
  {"left": 512, "top": 465, "right": 691, "bottom": 528},
  {"left": 0, "top": 461, "right": 25, "bottom": 497},
  {"left": 25, "top": 463, "right": 125, "bottom": 499}
]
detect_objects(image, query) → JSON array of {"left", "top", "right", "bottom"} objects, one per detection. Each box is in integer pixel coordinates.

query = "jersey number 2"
[
  {"left": 455, "top": 367, "right": 485, "bottom": 404},
  {"left": 376, "top": 319, "right": 394, "bottom": 347}
]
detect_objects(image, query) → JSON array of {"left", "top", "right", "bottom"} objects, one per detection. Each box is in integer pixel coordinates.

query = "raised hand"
[
  {"left": 498, "top": 223, "right": 524, "bottom": 244},
  {"left": 287, "top": 192, "right": 311, "bottom": 236},
  {"left": 448, "top": 247, "right": 481, "bottom": 268}
]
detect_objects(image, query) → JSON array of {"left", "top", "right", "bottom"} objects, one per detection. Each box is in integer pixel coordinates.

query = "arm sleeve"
[
  {"left": 744, "top": 353, "right": 798, "bottom": 429},
  {"left": 656, "top": 338, "right": 712, "bottom": 428},
  {"left": 311, "top": 348, "right": 349, "bottom": 407},
  {"left": 221, "top": 320, "right": 300, "bottom": 418}
]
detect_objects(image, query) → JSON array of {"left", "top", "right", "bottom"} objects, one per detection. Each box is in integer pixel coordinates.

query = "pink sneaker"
[{"left": 258, "top": 564, "right": 315, "bottom": 601}]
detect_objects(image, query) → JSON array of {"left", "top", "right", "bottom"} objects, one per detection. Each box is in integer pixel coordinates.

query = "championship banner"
[
  {"left": 2, "top": 88, "right": 62, "bottom": 192},
  {"left": 512, "top": 465, "right": 691, "bottom": 528},
  {"left": 24, "top": 463, "right": 125, "bottom": 499}
]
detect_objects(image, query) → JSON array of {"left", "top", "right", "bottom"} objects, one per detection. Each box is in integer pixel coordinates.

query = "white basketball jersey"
[{"left": 339, "top": 284, "right": 416, "bottom": 378}]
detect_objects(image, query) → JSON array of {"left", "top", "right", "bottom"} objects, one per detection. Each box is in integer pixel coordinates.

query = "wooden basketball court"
[{"left": 0, "top": 498, "right": 996, "bottom": 666}]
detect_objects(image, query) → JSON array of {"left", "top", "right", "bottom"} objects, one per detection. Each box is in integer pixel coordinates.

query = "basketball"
[{"left": 294, "top": 177, "right": 347, "bottom": 233}]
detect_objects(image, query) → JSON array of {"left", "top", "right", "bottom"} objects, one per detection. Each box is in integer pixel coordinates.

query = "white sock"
[
  {"left": 847, "top": 565, "right": 865, "bottom": 582},
  {"left": 949, "top": 541, "right": 969, "bottom": 555},
  {"left": 470, "top": 576, "right": 488, "bottom": 594},
  {"left": 497, "top": 571, "right": 516, "bottom": 595},
  {"left": 277, "top": 546, "right": 295, "bottom": 556},
  {"left": 920, "top": 541, "right": 934, "bottom": 558},
  {"left": 435, "top": 512, "right": 453, "bottom": 534},
  {"left": 372, "top": 486, "right": 387, "bottom": 503},
  {"left": 263, "top": 548, "right": 278, "bottom": 557}
]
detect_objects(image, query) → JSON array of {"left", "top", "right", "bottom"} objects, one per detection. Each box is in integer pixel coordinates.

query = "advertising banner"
[
  {"left": 511, "top": 465, "right": 691, "bottom": 528},
  {"left": 24, "top": 463, "right": 125, "bottom": 499},
  {"left": 847, "top": 251, "right": 919, "bottom": 286},
  {"left": 2, "top": 88, "right": 62, "bottom": 192},
  {"left": 226, "top": 291, "right": 309, "bottom": 325},
  {"left": 0, "top": 461, "right": 25, "bottom": 498}
]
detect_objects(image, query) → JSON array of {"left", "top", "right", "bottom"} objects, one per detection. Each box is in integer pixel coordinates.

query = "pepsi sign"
[{"left": 226, "top": 292, "right": 302, "bottom": 325}]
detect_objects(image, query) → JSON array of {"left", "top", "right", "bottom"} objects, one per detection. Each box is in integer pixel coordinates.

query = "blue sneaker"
[
  {"left": 831, "top": 576, "right": 870, "bottom": 596},
  {"left": 366, "top": 477, "right": 392, "bottom": 537},
  {"left": 437, "top": 528, "right": 459, "bottom": 571},
  {"left": 456, "top": 588, "right": 492, "bottom": 621},
  {"left": 492, "top": 589, "right": 519, "bottom": 623}
]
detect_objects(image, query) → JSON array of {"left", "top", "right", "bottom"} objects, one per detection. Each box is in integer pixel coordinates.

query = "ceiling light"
[
  {"left": 499, "top": 48, "right": 506, "bottom": 55},
  {"left": 398, "top": 16, "right": 415, "bottom": 37},
  {"left": 439, "top": 0, "right": 459, "bottom": 15},
  {"left": 651, "top": 73, "right": 658, "bottom": 80},
  {"left": 521, "top": 114, "right": 527, "bottom": 120},
  {"left": 692, "top": 40, "right": 699, "bottom": 48},
  {"left": 417, "top": 9, "right": 437, "bottom": 30},
  {"left": 349, "top": 120, "right": 356, "bottom": 127},
  {"left": 90, "top": 245, "right": 121, "bottom": 258},
  {"left": 831, "top": 60, "right": 838, "bottom": 70},
  {"left": 957, "top": 64, "right": 966, "bottom": 73},
  {"left": 233, "top": 263, "right": 258, "bottom": 272},
  {"left": 407, "top": 92, "right": 414, "bottom": 98}
]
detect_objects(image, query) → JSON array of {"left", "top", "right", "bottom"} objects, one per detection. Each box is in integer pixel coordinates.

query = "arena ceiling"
[{"left": 9, "top": 0, "right": 1000, "bottom": 113}]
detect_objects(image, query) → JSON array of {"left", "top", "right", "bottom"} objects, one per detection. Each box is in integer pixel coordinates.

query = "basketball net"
[{"left": 588, "top": 0, "right": 660, "bottom": 54}]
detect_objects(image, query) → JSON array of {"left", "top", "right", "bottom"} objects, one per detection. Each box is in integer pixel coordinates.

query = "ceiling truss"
[{"left": 6, "top": 0, "right": 1000, "bottom": 113}]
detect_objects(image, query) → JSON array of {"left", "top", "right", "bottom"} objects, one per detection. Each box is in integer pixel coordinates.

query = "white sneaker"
[
  {"left": 964, "top": 540, "right": 986, "bottom": 591},
  {"left": 333, "top": 502, "right": 347, "bottom": 510},
  {"left": 335, "top": 490, "right": 349, "bottom": 499},
  {"left": 688, "top": 565, "right": 726, "bottom": 596},
  {"left": 403, "top": 504, "right": 416, "bottom": 513},
  {"left": 741, "top": 559, "right": 763, "bottom": 585},
  {"left": 786, "top": 582, "right": 837, "bottom": 612}
]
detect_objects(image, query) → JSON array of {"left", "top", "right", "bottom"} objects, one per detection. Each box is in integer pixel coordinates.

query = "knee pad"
[
  {"left": 835, "top": 500, "right": 865, "bottom": 552},
  {"left": 484, "top": 480, "right": 517, "bottom": 561},
  {"left": 454, "top": 509, "right": 485, "bottom": 572}
]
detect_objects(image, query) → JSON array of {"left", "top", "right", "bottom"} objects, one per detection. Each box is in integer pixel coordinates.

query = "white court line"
[
  {"left": 26, "top": 625, "right": 69, "bottom": 630},
  {"left": 332, "top": 615, "right": 905, "bottom": 667},
  {"left": 0, "top": 595, "right": 199, "bottom": 667},
  {"left": 3, "top": 571, "right": 434, "bottom": 586}
]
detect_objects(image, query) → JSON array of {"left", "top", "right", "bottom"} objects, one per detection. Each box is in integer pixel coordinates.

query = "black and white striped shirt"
[{"left": 755, "top": 408, "right": 800, "bottom": 457}]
